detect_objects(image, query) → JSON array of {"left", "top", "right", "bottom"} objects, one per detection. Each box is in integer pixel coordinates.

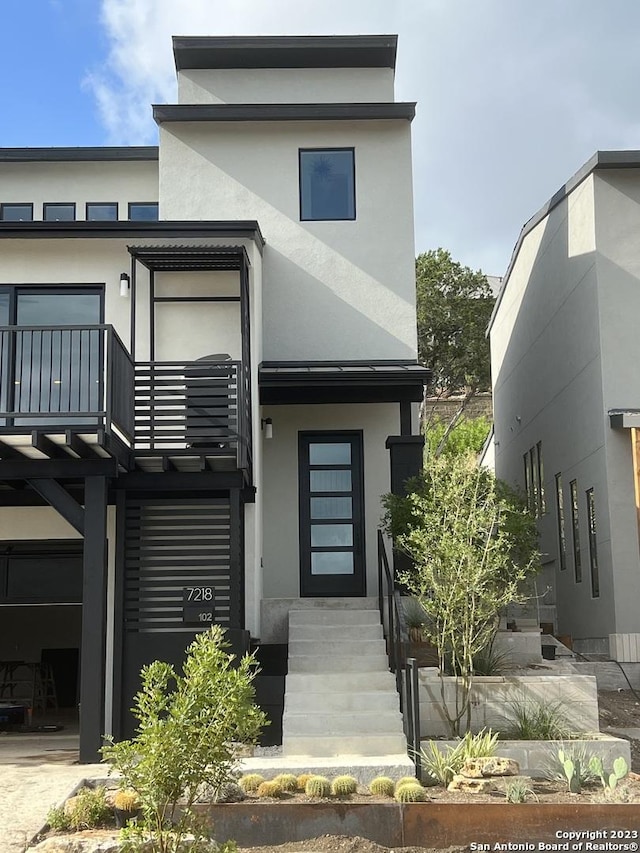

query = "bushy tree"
[
  {"left": 383, "top": 454, "right": 539, "bottom": 736},
  {"left": 425, "top": 414, "right": 492, "bottom": 459},
  {"left": 102, "top": 626, "right": 267, "bottom": 852},
  {"left": 416, "top": 249, "right": 495, "bottom": 449}
]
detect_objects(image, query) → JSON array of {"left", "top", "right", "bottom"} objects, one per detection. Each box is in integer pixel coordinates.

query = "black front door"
[{"left": 299, "top": 432, "right": 365, "bottom": 597}]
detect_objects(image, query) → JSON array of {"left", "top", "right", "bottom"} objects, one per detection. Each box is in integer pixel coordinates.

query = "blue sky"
[{"left": 3, "top": 0, "right": 640, "bottom": 277}]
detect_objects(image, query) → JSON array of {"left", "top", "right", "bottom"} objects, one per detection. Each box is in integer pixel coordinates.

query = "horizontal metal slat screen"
[{"left": 124, "top": 497, "right": 237, "bottom": 632}]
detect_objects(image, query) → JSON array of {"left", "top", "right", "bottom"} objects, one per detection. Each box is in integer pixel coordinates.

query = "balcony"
[{"left": 0, "top": 325, "right": 252, "bottom": 475}]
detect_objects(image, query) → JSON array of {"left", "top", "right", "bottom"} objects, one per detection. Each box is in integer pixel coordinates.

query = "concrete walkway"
[{"left": 0, "top": 731, "right": 103, "bottom": 852}]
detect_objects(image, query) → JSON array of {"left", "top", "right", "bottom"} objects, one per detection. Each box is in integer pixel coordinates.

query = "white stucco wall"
[
  {"left": 259, "top": 402, "right": 398, "bottom": 602},
  {"left": 491, "top": 175, "right": 616, "bottom": 644},
  {"left": 593, "top": 169, "right": 640, "bottom": 635},
  {"left": 0, "top": 160, "right": 158, "bottom": 219},
  {"left": 177, "top": 67, "right": 395, "bottom": 105},
  {"left": 159, "top": 120, "right": 417, "bottom": 361}
]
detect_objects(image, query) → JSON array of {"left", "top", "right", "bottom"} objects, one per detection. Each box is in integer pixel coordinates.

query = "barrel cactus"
[
  {"left": 395, "top": 782, "right": 428, "bottom": 803},
  {"left": 238, "top": 773, "right": 265, "bottom": 793},
  {"left": 305, "top": 776, "right": 331, "bottom": 798},
  {"left": 369, "top": 776, "right": 395, "bottom": 797},
  {"left": 331, "top": 775, "right": 358, "bottom": 796}
]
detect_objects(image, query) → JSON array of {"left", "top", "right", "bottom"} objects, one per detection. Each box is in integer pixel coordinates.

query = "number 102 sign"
[{"left": 183, "top": 587, "right": 215, "bottom": 626}]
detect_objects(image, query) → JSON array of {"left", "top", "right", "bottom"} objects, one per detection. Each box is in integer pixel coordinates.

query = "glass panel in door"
[{"left": 299, "top": 433, "right": 365, "bottom": 597}]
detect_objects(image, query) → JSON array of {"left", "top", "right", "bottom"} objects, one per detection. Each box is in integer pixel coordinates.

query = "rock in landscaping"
[
  {"left": 31, "top": 831, "right": 123, "bottom": 852},
  {"left": 460, "top": 757, "right": 520, "bottom": 778},
  {"left": 447, "top": 775, "right": 496, "bottom": 794}
]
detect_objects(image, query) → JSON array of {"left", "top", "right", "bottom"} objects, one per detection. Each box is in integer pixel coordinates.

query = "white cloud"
[{"left": 89, "top": 0, "right": 640, "bottom": 273}]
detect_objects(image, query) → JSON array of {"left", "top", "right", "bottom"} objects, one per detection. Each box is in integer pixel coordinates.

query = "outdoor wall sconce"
[
  {"left": 261, "top": 417, "right": 273, "bottom": 439},
  {"left": 119, "top": 272, "right": 130, "bottom": 297}
]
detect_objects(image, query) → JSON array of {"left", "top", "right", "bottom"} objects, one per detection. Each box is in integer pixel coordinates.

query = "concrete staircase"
[{"left": 282, "top": 601, "right": 408, "bottom": 758}]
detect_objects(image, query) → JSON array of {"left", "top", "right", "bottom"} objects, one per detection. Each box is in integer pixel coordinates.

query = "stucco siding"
[
  {"left": 177, "top": 67, "right": 395, "bottom": 105},
  {"left": 260, "top": 402, "right": 398, "bottom": 601},
  {"left": 158, "top": 121, "right": 417, "bottom": 361}
]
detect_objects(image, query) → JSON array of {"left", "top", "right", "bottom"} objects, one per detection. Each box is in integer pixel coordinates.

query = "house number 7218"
[{"left": 186, "top": 587, "right": 214, "bottom": 602}]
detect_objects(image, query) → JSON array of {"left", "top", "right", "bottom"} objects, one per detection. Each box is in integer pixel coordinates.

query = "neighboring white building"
[
  {"left": 0, "top": 35, "right": 426, "bottom": 760},
  {"left": 488, "top": 150, "right": 640, "bottom": 661}
]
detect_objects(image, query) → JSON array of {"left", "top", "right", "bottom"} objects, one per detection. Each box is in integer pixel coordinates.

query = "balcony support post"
[{"left": 79, "top": 475, "right": 109, "bottom": 763}]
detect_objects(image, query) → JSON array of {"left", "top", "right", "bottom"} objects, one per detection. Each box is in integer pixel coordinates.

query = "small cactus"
[
  {"left": 239, "top": 774, "right": 265, "bottom": 793},
  {"left": 589, "top": 755, "right": 629, "bottom": 791},
  {"left": 296, "top": 773, "right": 314, "bottom": 791},
  {"left": 305, "top": 776, "right": 331, "bottom": 798},
  {"left": 256, "top": 780, "right": 283, "bottom": 798},
  {"left": 331, "top": 775, "right": 358, "bottom": 796},
  {"left": 369, "top": 777, "right": 395, "bottom": 797},
  {"left": 114, "top": 788, "right": 140, "bottom": 812},
  {"left": 272, "top": 773, "right": 298, "bottom": 792},
  {"left": 395, "top": 776, "right": 420, "bottom": 790},
  {"left": 395, "top": 783, "right": 428, "bottom": 803}
]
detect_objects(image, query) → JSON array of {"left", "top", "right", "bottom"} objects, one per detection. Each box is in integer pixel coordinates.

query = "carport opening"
[{"left": 0, "top": 541, "right": 81, "bottom": 731}]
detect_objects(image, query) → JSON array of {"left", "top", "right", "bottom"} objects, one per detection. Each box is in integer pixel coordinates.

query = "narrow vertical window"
[
  {"left": 570, "top": 479, "right": 582, "bottom": 583},
  {"left": 530, "top": 448, "right": 539, "bottom": 516},
  {"left": 523, "top": 453, "right": 532, "bottom": 511},
  {"left": 537, "top": 441, "right": 546, "bottom": 515},
  {"left": 555, "top": 473, "right": 566, "bottom": 571},
  {"left": 586, "top": 488, "right": 599, "bottom": 598}
]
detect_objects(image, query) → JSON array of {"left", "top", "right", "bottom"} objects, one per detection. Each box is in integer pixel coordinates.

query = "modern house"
[
  {"left": 0, "top": 35, "right": 427, "bottom": 761},
  {"left": 489, "top": 150, "right": 640, "bottom": 661}
]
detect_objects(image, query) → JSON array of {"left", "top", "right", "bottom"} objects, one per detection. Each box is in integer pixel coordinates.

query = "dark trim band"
[
  {"left": 0, "top": 147, "right": 158, "bottom": 162},
  {"left": 153, "top": 103, "right": 416, "bottom": 125}
]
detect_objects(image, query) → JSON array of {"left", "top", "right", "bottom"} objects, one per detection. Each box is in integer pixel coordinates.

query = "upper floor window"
[
  {"left": 1, "top": 203, "right": 33, "bottom": 221},
  {"left": 86, "top": 202, "right": 118, "bottom": 221},
  {"left": 44, "top": 203, "right": 76, "bottom": 222},
  {"left": 523, "top": 441, "right": 545, "bottom": 517},
  {"left": 299, "top": 148, "right": 355, "bottom": 221},
  {"left": 570, "top": 478, "right": 582, "bottom": 583},
  {"left": 129, "top": 202, "right": 159, "bottom": 221}
]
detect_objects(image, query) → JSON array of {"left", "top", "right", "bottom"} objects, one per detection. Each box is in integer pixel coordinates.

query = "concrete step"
[
  {"left": 284, "top": 690, "right": 400, "bottom": 714},
  {"left": 288, "top": 609, "right": 381, "bottom": 627},
  {"left": 282, "top": 710, "right": 404, "bottom": 735},
  {"left": 282, "top": 733, "right": 408, "bottom": 757},
  {"left": 288, "top": 653, "right": 389, "bottom": 673},
  {"left": 288, "top": 638, "right": 386, "bottom": 657},
  {"left": 285, "top": 671, "right": 397, "bottom": 692},
  {"left": 289, "top": 623, "right": 384, "bottom": 641}
]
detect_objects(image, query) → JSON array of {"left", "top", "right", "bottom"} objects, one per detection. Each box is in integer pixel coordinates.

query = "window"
[
  {"left": 129, "top": 202, "right": 159, "bottom": 221},
  {"left": 524, "top": 442, "right": 546, "bottom": 517},
  {"left": 86, "top": 202, "right": 118, "bottom": 221},
  {"left": 44, "top": 203, "right": 76, "bottom": 221},
  {"left": 299, "top": 148, "right": 355, "bottom": 221},
  {"left": 586, "top": 488, "right": 600, "bottom": 598},
  {"left": 570, "top": 479, "right": 582, "bottom": 583},
  {"left": 1, "top": 203, "right": 33, "bottom": 221},
  {"left": 555, "top": 473, "right": 567, "bottom": 571}
]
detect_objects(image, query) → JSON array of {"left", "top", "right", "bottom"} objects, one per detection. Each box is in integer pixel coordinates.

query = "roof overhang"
[
  {"left": 259, "top": 360, "right": 430, "bottom": 405},
  {"left": 153, "top": 102, "right": 416, "bottom": 125},
  {"left": 0, "top": 220, "right": 265, "bottom": 251},
  {"left": 609, "top": 409, "right": 640, "bottom": 429},
  {"left": 128, "top": 244, "right": 250, "bottom": 272},
  {"left": 0, "top": 147, "right": 158, "bottom": 163},
  {"left": 173, "top": 35, "right": 398, "bottom": 71}
]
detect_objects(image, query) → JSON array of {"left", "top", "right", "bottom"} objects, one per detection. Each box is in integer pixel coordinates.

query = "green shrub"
[
  {"left": 46, "top": 805, "right": 70, "bottom": 832},
  {"left": 369, "top": 777, "right": 395, "bottom": 797},
  {"left": 420, "top": 729, "right": 498, "bottom": 787},
  {"left": 305, "top": 776, "right": 331, "bottom": 798},
  {"left": 66, "top": 787, "right": 111, "bottom": 830},
  {"left": 102, "top": 625, "right": 267, "bottom": 853},
  {"left": 395, "top": 783, "right": 428, "bottom": 803},
  {"left": 272, "top": 773, "right": 298, "bottom": 793},
  {"left": 256, "top": 780, "right": 283, "bottom": 798},
  {"left": 331, "top": 775, "right": 358, "bottom": 796},
  {"left": 504, "top": 695, "right": 573, "bottom": 740},
  {"left": 238, "top": 774, "right": 265, "bottom": 793}
]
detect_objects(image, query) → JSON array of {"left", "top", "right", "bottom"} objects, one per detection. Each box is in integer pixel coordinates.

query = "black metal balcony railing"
[
  {"left": 0, "top": 325, "right": 252, "bottom": 472},
  {"left": 0, "top": 325, "right": 135, "bottom": 443},
  {"left": 134, "top": 360, "right": 252, "bottom": 470}
]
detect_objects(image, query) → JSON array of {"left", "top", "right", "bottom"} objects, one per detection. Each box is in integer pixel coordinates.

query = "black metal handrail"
[
  {"left": 0, "top": 324, "right": 134, "bottom": 443},
  {"left": 377, "top": 528, "right": 422, "bottom": 779}
]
